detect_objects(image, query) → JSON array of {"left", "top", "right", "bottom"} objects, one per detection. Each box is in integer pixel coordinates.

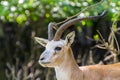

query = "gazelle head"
[
  {"left": 35, "top": 31, "right": 75, "bottom": 67},
  {"left": 34, "top": 11, "right": 107, "bottom": 67}
]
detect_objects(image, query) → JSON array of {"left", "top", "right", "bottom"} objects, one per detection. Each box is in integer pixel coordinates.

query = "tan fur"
[{"left": 55, "top": 46, "right": 120, "bottom": 80}]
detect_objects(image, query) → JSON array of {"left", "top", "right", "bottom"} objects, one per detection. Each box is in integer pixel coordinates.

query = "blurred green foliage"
[{"left": 0, "top": 0, "right": 120, "bottom": 25}]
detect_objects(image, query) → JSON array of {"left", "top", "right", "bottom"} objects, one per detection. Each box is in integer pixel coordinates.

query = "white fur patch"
[
  {"left": 55, "top": 67, "right": 70, "bottom": 80},
  {"left": 46, "top": 40, "right": 65, "bottom": 51},
  {"left": 79, "top": 66, "right": 88, "bottom": 71}
]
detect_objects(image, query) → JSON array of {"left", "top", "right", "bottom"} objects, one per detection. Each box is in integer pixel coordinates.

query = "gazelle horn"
[
  {"left": 53, "top": 10, "right": 107, "bottom": 41},
  {"left": 48, "top": 22, "right": 58, "bottom": 40}
]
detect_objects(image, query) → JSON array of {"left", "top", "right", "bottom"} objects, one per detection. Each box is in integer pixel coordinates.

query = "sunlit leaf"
[
  {"left": 63, "top": 6, "right": 67, "bottom": 11},
  {"left": 87, "top": 0, "right": 92, "bottom": 2},
  {"left": 45, "top": 13, "right": 50, "bottom": 18},
  {"left": 81, "top": 21, "right": 86, "bottom": 26},
  {"left": 94, "top": 34, "right": 99, "bottom": 40},
  {"left": 29, "top": 0, "right": 33, "bottom": 5},
  {"left": 16, "top": 14, "right": 27, "bottom": 24}
]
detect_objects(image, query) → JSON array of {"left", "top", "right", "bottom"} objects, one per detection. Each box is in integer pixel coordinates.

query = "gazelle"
[{"left": 35, "top": 11, "right": 120, "bottom": 80}]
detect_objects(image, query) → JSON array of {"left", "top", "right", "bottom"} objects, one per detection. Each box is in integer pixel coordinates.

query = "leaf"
[
  {"left": 45, "top": 13, "right": 50, "bottom": 18},
  {"left": 16, "top": 14, "right": 27, "bottom": 24},
  {"left": 94, "top": 34, "right": 99, "bottom": 40},
  {"left": 81, "top": 21, "right": 86, "bottom": 26}
]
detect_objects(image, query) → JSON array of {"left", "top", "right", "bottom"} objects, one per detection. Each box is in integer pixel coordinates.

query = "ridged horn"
[
  {"left": 48, "top": 22, "right": 58, "bottom": 40},
  {"left": 53, "top": 10, "right": 107, "bottom": 41}
]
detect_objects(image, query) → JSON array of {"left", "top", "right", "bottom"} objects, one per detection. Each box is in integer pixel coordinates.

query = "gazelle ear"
[
  {"left": 34, "top": 37, "right": 49, "bottom": 47},
  {"left": 65, "top": 31, "right": 75, "bottom": 45}
]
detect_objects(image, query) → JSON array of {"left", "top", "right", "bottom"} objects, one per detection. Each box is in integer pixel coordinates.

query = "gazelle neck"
[{"left": 55, "top": 47, "right": 83, "bottom": 80}]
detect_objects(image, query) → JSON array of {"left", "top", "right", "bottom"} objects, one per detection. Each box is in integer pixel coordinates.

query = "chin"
[
  {"left": 39, "top": 63, "right": 47, "bottom": 67},
  {"left": 39, "top": 62, "right": 52, "bottom": 67}
]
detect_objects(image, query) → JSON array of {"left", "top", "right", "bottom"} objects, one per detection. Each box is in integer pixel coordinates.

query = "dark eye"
[{"left": 55, "top": 47, "right": 62, "bottom": 51}]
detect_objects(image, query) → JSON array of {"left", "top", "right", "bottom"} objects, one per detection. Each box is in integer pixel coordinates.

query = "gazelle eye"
[{"left": 55, "top": 47, "right": 62, "bottom": 51}]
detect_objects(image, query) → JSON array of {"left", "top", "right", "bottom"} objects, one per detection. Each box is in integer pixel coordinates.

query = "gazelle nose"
[{"left": 40, "top": 57, "right": 45, "bottom": 61}]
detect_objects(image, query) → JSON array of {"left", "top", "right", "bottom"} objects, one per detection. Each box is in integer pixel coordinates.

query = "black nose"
[{"left": 40, "top": 57, "right": 45, "bottom": 61}]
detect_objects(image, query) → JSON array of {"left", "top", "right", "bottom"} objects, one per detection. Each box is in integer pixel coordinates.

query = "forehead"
[{"left": 46, "top": 40, "right": 65, "bottom": 49}]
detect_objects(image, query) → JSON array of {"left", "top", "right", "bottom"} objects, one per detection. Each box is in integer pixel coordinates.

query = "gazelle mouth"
[
  {"left": 39, "top": 61, "right": 51, "bottom": 67},
  {"left": 38, "top": 60, "right": 51, "bottom": 65},
  {"left": 41, "top": 62, "right": 51, "bottom": 64}
]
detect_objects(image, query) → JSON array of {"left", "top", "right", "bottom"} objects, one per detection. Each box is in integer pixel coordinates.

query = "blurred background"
[{"left": 0, "top": 0, "right": 120, "bottom": 80}]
